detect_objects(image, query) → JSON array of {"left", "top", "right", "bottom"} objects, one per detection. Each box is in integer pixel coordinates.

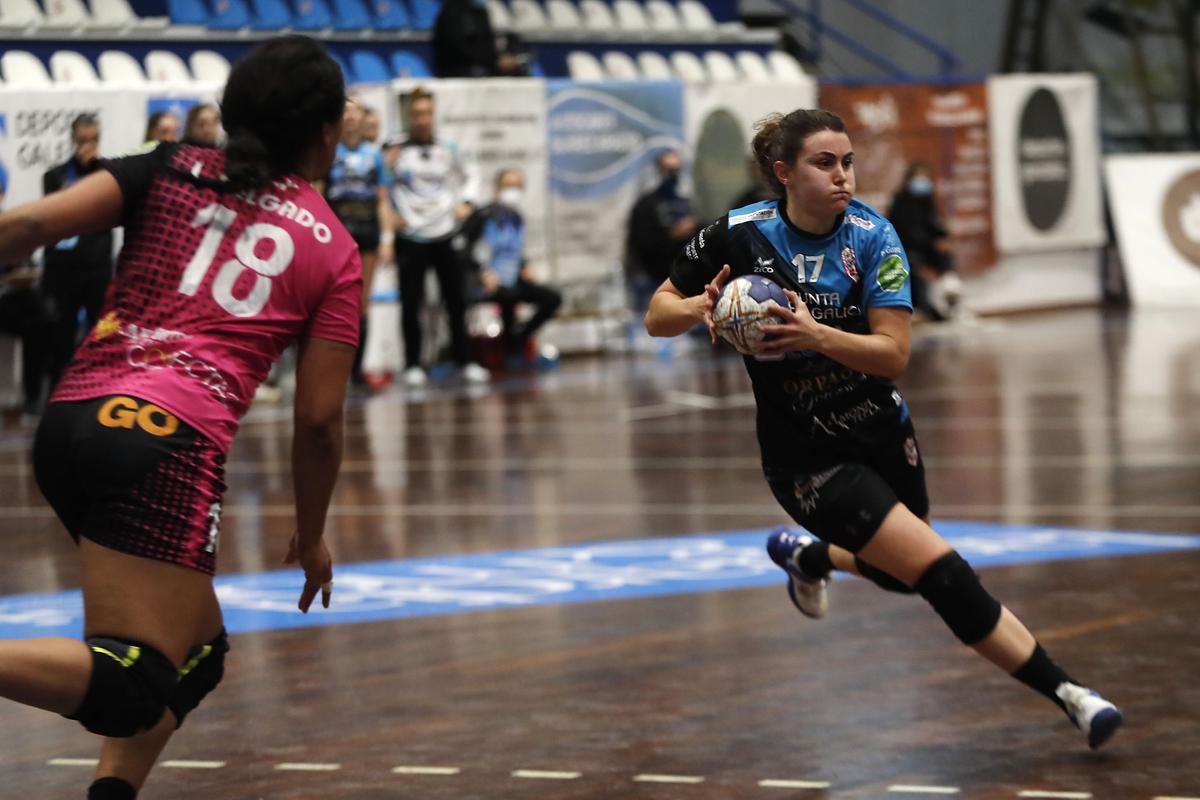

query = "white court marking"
[
  {"left": 633, "top": 773, "right": 705, "bottom": 784},
  {"left": 161, "top": 760, "right": 226, "bottom": 769},
  {"left": 46, "top": 758, "right": 99, "bottom": 767},
  {"left": 511, "top": 769, "right": 582, "bottom": 779},
  {"left": 758, "top": 778, "right": 832, "bottom": 789},
  {"left": 888, "top": 786, "right": 961, "bottom": 795},
  {"left": 391, "top": 765, "right": 461, "bottom": 775},
  {"left": 273, "top": 763, "right": 341, "bottom": 771},
  {"left": 1017, "top": 792, "right": 1092, "bottom": 799}
]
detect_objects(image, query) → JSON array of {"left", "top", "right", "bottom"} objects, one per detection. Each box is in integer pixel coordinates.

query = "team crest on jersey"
[
  {"left": 847, "top": 214, "right": 876, "bottom": 231},
  {"left": 904, "top": 436, "right": 919, "bottom": 467},
  {"left": 840, "top": 246, "right": 859, "bottom": 281}
]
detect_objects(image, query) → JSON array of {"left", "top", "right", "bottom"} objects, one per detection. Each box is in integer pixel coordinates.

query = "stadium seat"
[
  {"left": 578, "top": 0, "right": 615, "bottom": 33},
  {"left": 735, "top": 50, "right": 771, "bottom": 81},
  {"left": 408, "top": 0, "right": 439, "bottom": 30},
  {"left": 703, "top": 50, "right": 738, "bottom": 81},
  {"left": 612, "top": 0, "right": 647, "bottom": 33},
  {"left": 350, "top": 50, "right": 391, "bottom": 82},
  {"left": 292, "top": 0, "right": 334, "bottom": 29},
  {"left": 208, "top": 0, "right": 253, "bottom": 29},
  {"left": 544, "top": 0, "right": 581, "bottom": 32},
  {"left": 528, "top": 60, "right": 545, "bottom": 76},
  {"left": 50, "top": 50, "right": 100, "bottom": 85},
  {"left": 566, "top": 50, "right": 605, "bottom": 81},
  {"left": 602, "top": 51, "right": 639, "bottom": 80},
  {"left": 368, "top": 0, "right": 409, "bottom": 29},
  {"left": 391, "top": 50, "right": 430, "bottom": 78},
  {"left": 91, "top": 0, "right": 165, "bottom": 29},
  {"left": 250, "top": 0, "right": 292, "bottom": 28},
  {"left": 98, "top": 49, "right": 147, "bottom": 83},
  {"left": 0, "top": 0, "right": 46, "bottom": 28},
  {"left": 637, "top": 50, "right": 674, "bottom": 80},
  {"left": 330, "top": 0, "right": 371, "bottom": 28},
  {"left": 329, "top": 50, "right": 355, "bottom": 82},
  {"left": 669, "top": 50, "right": 707, "bottom": 81},
  {"left": 677, "top": 0, "right": 714, "bottom": 32},
  {"left": 767, "top": 50, "right": 807, "bottom": 81},
  {"left": 644, "top": 0, "right": 679, "bottom": 33},
  {"left": 485, "top": 0, "right": 511, "bottom": 30},
  {"left": 145, "top": 50, "right": 193, "bottom": 82},
  {"left": 167, "top": 0, "right": 210, "bottom": 25},
  {"left": 190, "top": 50, "right": 232, "bottom": 82},
  {"left": 509, "top": 0, "right": 549, "bottom": 34},
  {"left": 41, "top": 0, "right": 91, "bottom": 29},
  {"left": 1, "top": 51, "right": 52, "bottom": 86}
]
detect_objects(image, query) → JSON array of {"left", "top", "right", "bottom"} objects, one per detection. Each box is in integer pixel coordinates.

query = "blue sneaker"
[
  {"left": 1055, "top": 682, "right": 1123, "bottom": 750},
  {"left": 766, "top": 527, "right": 829, "bottom": 619}
]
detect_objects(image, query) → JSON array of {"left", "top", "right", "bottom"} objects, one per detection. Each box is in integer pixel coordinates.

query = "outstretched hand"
[
  {"left": 284, "top": 533, "right": 333, "bottom": 613},
  {"left": 757, "top": 288, "right": 824, "bottom": 355},
  {"left": 702, "top": 264, "right": 732, "bottom": 342}
]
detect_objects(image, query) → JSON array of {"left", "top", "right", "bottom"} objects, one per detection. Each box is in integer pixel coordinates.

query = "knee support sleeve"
[
  {"left": 915, "top": 551, "right": 1002, "bottom": 645},
  {"left": 169, "top": 629, "right": 229, "bottom": 728},
  {"left": 66, "top": 637, "right": 177, "bottom": 737}
]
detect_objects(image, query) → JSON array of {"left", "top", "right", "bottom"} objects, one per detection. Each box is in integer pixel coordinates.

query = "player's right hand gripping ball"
[{"left": 711, "top": 276, "right": 792, "bottom": 355}]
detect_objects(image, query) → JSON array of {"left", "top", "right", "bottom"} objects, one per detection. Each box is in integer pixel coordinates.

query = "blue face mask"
[{"left": 907, "top": 176, "right": 934, "bottom": 196}]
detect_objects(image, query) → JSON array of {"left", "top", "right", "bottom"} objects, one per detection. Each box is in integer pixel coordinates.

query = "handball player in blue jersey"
[{"left": 645, "top": 109, "right": 1122, "bottom": 750}]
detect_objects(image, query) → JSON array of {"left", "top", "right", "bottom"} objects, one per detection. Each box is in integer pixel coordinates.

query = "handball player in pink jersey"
[{"left": 0, "top": 37, "right": 360, "bottom": 799}]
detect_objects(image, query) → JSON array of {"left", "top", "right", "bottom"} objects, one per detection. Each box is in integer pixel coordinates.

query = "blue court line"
[{"left": 1, "top": 521, "right": 1198, "bottom": 640}]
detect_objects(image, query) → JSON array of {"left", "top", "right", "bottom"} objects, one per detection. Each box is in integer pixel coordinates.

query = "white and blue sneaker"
[
  {"left": 1056, "top": 682, "right": 1123, "bottom": 750},
  {"left": 766, "top": 527, "right": 829, "bottom": 619}
]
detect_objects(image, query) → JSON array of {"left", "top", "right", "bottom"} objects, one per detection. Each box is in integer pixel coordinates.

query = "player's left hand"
[{"left": 757, "top": 289, "right": 823, "bottom": 354}]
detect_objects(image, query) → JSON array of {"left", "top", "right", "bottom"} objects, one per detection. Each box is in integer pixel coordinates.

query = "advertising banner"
[
  {"left": 820, "top": 82, "right": 997, "bottom": 273},
  {"left": 684, "top": 79, "right": 816, "bottom": 224},
  {"left": 988, "top": 73, "right": 1105, "bottom": 253},
  {"left": 1106, "top": 153, "right": 1200, "bottom": 308},
  {"left": 545, "top": 80, "right": 686, "bottom": 283}
]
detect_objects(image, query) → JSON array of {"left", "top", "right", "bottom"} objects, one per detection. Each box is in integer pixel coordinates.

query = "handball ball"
[{"left": 712, "top": 276, "right": 791, "bottom": 355}]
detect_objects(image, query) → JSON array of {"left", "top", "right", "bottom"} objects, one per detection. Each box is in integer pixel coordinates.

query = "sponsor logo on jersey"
[
  {"left": 877, "top": 255, "right": 909, "bottom": 292},
  {"left": 686, "top": 241, "right": 699, "bottom": 261},
  {"left": 96, "top": 396, "right": 180, "bottom": 437},
  {"left": 840, "top": 246, "right": 859, "bottom": 281},
  {"left": 847, "top": 214, "right": 876, "bottom": 231},
  {"left": 754, "top": 256, "right": 775, "bottom": 273},
  {"left": 93, "top": 312, "right": 122, "bottom": 340},
  {"left": 729, "top": 207, "right": 777, "bottom": 227},
  {"left": 792, "top": 466, "right": 843, "bottom": 513},
  {"left": 904, "top": 436, "right": 920, "bottom": 467},
  {"left": 205, "top": 502, "right": 222, "bottom": 554}
]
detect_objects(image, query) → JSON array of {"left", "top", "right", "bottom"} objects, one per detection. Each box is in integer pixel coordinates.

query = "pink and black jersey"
[{"left": 51, "top": 143, "right": 362, "bottom": 454}]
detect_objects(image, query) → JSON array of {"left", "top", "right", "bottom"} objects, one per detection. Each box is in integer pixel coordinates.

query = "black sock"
[
  {"left": 1012, "top": 643, "right": 1076, "bottom": 713},
  {"left": 854, "top": 556, "right": 916, "bottom": 594},
  {"left": 88, "top": 777, "right": 137, "bottom": 800},
  {"left": 797, "top": 540, "right": 833, "bottom": 579}
]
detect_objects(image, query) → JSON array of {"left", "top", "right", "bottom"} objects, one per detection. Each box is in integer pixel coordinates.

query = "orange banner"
[{"left": 819, "top": 83, "right": 996, "bottom": 273}]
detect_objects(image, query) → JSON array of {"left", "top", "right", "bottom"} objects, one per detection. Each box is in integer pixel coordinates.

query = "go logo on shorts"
[{"left": 97, "top": 396, "right": 180, "bottom": 437}]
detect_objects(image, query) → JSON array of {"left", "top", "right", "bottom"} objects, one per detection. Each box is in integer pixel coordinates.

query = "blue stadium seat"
[
  {"left": 168, "top": 0, "right": 210, "bottom": 25},
  {"left": 250, "top": 0, "right": 293, "bottom": 28},
  {"left": 350, "top": 50, "right": 392, "bottom": 82},
  {"left": 390, "top": 50, "right": 430, "bottom": 78},
  {"left": 292, "top": 0, "right": 334, "bottom": 28},
  {"left": 330, "top": 0, "right": 372, "bottom": 29},
  {"left": 529, "top": 61, "right": 545, "bottom": 77},
  {"left": 329, "top": 50, "right": 355, "bottom": 82},
  {"left": 208, "top": 0, "right": 252, "bottom": 28},
  {"left": 369, "top": 0, "right": 410, "bottom": 29},
  {"left": 408, "top": 0, "right": 439, "bottom": 30}
]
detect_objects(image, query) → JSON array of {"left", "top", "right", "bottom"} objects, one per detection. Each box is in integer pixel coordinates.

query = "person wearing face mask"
[
  {"left": 887, "top": 161, "right": 962, "bottom": 321},
  {"left": 645, "top": 109, "right": 1123, "bottom": 753},
  {"left": 40, "top": 114, "right": 115, "bottom": 394},
  {"left": 625, "top": 150, "right": 698, "bottom": 323},
  {"left": 460, "top": 168, "right": 561, "bottom": 361}
]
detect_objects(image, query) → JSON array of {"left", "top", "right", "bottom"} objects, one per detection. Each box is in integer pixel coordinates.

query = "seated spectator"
[
  {"left": 144, "top": 110, "right": 180, "bottom": 145},
  {"left": 625, "top": 150, "right": 697, "bottom": 309},
  {"left": 0, "top": 175, "right": 51, "bottom": 420},
  {"left": 888, "top": 161, "right": 964, "bottom": 321},
  {"left": 183, "top": 103, "right": 222, "bottom": 147},
  {"left": 460, "top": 168, "right": 561, "bottom": 360}
]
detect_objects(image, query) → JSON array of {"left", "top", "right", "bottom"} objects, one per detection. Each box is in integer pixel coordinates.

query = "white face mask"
[{"left": 497, "top": 187, "right": 524, "bottom": 209}]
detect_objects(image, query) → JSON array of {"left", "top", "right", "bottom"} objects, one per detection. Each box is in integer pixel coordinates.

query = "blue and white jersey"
[
  {"left": 670, "top": 198, "right": 914, "bottom": 468},
  {"left": 325, "top": 141, "right": 391, "bottom": 235}
]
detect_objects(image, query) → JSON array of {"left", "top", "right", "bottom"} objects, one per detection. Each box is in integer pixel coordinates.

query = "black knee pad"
[
  {"left": 66, "top": 637, "right": 177, "bottom": 737},
  {"left": 169, "top": 629, "right": 229, "bottom": 728},
  {"left": 915, "top": 551, "right": 1002, "bottom": 645}
]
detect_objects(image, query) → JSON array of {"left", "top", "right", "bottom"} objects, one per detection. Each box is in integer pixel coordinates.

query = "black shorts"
[
  {"left": 33, "top": 396, "right": 226, "bottom": 575},
  {"left": 764, "top": 418, "right": 929, "bottom": 553}
]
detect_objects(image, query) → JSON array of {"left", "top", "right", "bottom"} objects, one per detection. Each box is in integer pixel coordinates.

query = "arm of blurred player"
[{"left": 0, "top": 172, "right": 123, "bottom": 263}]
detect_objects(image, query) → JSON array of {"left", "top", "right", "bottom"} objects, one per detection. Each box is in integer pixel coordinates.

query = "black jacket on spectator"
[
  {"left": 433, "top": 0, "right": 498, "bottom": 78},
  {"left": 42, "top": 157, "right": 114, "bottom": 273},
  {"left": 626, "top": 182, "right": 693, "bottom": 284}
]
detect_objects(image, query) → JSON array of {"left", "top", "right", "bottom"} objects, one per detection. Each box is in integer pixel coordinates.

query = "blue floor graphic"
[{"left": 1, "top": 521, "right": 1198, "bottom": 640}]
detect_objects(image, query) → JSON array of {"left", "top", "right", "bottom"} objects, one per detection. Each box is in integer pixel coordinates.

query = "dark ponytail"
[
  {"left": 221, "top": 35, "right": 345, "bottom": 191},
  {"left": 751, "top": 109, "right": 847, "bottom": 197}
]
